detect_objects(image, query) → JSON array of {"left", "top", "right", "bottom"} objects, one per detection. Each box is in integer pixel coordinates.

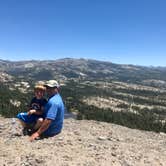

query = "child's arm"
[{"left": 28, "top": 109, "right": 43, "bottom": 115}]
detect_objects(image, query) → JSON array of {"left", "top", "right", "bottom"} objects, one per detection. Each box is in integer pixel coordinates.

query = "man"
[{"left": 29, "top": 80, "right": 65, "bottom": 141}]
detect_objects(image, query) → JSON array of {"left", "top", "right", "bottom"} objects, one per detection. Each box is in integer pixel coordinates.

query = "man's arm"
[{"left": 29, "top": 118, "right": 52, "bottom": 141}]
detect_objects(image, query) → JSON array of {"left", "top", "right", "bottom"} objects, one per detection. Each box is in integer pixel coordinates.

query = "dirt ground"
[{"left": 0, "top": 115, "right": 166, "bottom": 166}]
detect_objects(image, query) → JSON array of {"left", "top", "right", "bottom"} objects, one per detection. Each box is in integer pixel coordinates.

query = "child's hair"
[{"left": 34, "top": 82, "right": 46, "bottom": 91}]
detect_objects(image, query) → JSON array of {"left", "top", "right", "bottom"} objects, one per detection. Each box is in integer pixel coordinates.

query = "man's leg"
[{"left": 34, "top": 118, "right": 44, "bottom": 130}]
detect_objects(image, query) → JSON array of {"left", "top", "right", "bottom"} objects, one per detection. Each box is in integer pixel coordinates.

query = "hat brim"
[{"left": 44, "top": 84, "right": 58, "bottom": 88}]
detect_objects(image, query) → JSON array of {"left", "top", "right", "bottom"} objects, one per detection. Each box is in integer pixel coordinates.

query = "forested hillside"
[{"left": 0, "top": 58, "right": 166, "bottom": 133}]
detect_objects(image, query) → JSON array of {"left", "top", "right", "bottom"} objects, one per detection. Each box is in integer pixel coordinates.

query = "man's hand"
[
  {"left": 29, "top": 132, "right": 40, "bottom": 142},
  {"left": 29, "top": 119, "right": 52, "bottom": 141},
  {"left": 28, "top": 109, "right": 36, "bottom": 115}
]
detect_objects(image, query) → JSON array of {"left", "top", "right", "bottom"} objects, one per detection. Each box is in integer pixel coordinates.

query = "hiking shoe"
[{"left": 22, "top": 128, "right": 29, "bottom": 135}]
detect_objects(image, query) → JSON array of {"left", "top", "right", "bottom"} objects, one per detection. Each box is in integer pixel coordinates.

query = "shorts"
[
  {"left": 16, "top": 112, "right": 43, "bottom": 124},
  {"left": 41, "top": 131, "right": 61, "bottom": 138}
]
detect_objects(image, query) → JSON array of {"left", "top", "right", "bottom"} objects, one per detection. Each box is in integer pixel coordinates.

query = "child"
[{"left": 17, "top": 83, "right": 47, "bottom": 135}]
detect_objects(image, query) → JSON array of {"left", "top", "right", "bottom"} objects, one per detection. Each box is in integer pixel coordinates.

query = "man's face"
[{"left": 46, "top": 87, "right": 54, "bottom": 97}]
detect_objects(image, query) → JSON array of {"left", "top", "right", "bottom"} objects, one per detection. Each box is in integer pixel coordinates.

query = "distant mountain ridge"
[
  {"left": 0, "top": 58, "right": 166, "bottom": 87},
  {"left": 1, "top": 58, "right": 166, "bottom": 133}
]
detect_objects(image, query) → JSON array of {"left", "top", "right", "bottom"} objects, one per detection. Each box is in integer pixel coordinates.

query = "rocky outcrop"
[{"left": 0, "top": 116, "right": 166, "bottom": 166}]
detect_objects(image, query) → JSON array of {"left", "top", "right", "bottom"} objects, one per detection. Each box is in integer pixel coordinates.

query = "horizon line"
[{"left": 0, "top": 57, "right": 165, "bottom": 68}]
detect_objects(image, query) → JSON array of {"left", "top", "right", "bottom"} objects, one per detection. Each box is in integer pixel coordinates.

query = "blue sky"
[{"left": 0, "top": 0, "right": 165, "bottom": 66}]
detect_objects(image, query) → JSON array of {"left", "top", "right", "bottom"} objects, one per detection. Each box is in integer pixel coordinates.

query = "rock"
[
  {"left": 0, "top": 117, "right": 166, "bottom": 165},
  {"left": 98, "top": 136, "right": 107, "bottom": 140}
]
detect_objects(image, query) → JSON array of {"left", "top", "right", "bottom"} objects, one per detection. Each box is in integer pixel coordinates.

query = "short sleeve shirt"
[
  {"left": 30, "top": 97, "right": 47, "bottom": 112},
  {"left": 43, "top": 93, "right": 64, "bottom": 136}
]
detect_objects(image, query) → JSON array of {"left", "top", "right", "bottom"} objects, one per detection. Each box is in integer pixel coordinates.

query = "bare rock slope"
[{"left": 0, "top": 116, "right": 166, "bottom": 166}]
